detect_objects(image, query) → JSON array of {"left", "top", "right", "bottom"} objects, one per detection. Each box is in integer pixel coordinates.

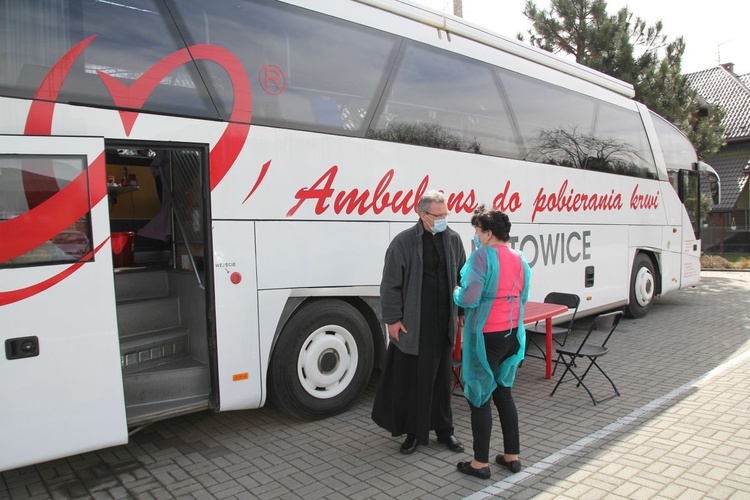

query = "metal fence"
[{"left": 701, "top": 214, "right": 750, "bottom": 254}]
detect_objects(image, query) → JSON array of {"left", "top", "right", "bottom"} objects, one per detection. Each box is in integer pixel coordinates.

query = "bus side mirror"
[
  {"left": 694, "top": 161, "right": 721, "bottom": 206},
  {"left": 710, "top": 177, "right": 720, "bottom": 206}
]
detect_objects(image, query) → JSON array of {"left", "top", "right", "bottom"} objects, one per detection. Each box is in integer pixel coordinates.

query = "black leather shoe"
[
  {"left": 496, "top": 455, "right": 522, "bottom": 473},
  {"left": 457, "top": 461, "right": 491, "bottom": 479},
  {"left": 400, "top": 436, "right": 417, "bottom": 454},
  {"left": 437, "top": 435, "right": 464, "bottom": 453}
]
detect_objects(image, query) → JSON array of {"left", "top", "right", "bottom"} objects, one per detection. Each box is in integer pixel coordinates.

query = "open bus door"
[
  {"left": 678, "top": 167, "right": 702, "bottom": 287},
  {"left": 0, "top": 135, "right": 127, "bottom": 471}
]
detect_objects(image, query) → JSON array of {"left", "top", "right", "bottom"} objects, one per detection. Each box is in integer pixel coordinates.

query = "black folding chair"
[
  {"left": 526, "top": 292, "right": 580, "bottom": 364},
  {"left": 549, "top": 310, "right": 623, "bottom": 405},
  {"left": 451, "top": 358, "right": 463, "bottom": 395}
]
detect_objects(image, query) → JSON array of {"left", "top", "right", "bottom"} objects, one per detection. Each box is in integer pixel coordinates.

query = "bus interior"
[{"left": 106, "top": 144, "right": 215, "bottom": 428}]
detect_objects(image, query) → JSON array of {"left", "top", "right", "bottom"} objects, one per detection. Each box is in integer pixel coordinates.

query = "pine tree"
[{"left": 520, "top": 0, "right": 725, "bottom": 159}]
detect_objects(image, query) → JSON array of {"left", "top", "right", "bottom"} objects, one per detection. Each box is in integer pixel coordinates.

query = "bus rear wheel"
[
  {"left": 268, "top": 299, "right": 374, "bottom": 419},
  {"left": 626, "top": 253, "right": 655, "bottom": 318}
]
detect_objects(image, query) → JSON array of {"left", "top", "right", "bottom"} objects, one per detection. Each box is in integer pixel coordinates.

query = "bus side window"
[
  {"left": 2, "top": 0, "right": 220, "bottom": 120},
  {"left": 276, "top": 93, "right": 344, "bottom": 129},
  {"left": 592, "top": 103, "right": 657, "bottom": 179},
  {"left": 170, "top": 0, "right": 397, "bottom": 134},
  {"left": 277, "top": 92, "right": 317, "bottom": 125},
  {"left": 369, "top": 42, "right": 517, "bottom": 157},
  {"left": 500, "top": 69, "right": 597, "bottom": 167},
  {"left": 650, "top": 111, "right": 698, "bottom": 171},
  {"left": 311, "top": 96, "right": 344, "bottom": 128},
  {"left": 0, "top": 155, "right": 92, "bottom": 268}
]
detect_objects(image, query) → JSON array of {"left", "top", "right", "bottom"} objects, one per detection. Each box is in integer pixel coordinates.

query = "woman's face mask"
[
  {"left": 473, "top": 234, "right": 482, "bottom": 249},
  {"left": 473, "top": 229, "right": 490, "bottom": 249}
]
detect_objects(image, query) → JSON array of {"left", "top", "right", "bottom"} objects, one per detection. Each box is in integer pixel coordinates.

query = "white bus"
[{"left": 0, "top": 0, "right": 717, "bottom": 471}]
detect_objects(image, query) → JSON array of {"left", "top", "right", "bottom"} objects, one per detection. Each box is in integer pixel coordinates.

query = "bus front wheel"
[
  {"left": 626, "top": 254, "right": 655, "bottom": 318},
  {"left": 268, "top": 299, "right": 374, "bottom": 419}
]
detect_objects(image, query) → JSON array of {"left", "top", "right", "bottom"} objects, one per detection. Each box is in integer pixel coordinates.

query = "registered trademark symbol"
[{"left": 259, "top": 64, "right": 286, "bottom": 95}]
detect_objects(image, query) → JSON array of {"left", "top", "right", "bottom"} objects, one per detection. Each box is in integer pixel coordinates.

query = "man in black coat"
[{"left": 372, "top": 190, "right": 466, "bottom": 454}]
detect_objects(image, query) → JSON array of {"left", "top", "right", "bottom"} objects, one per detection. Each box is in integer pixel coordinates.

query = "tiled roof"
[
  {"left": 741, "top": 73, "right": 750, "bottom": 88},
  {"left": 685, "top": 66, "right": 750, "bottom": 140},
  {"left": 703, "top": 142, "right": 750, "bottom": 211}
]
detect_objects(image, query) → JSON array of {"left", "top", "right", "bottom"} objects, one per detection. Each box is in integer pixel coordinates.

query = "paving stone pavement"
[{"left": 2, "top": 270, "right": 749, "bottom": 500}]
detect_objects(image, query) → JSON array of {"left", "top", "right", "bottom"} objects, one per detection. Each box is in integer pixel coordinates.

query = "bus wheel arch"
[
  {"left": 626, "top": 252, "right": 660, "bottom": 318},
  {"left": 267, "top": 298, "right": 375, "bottom": 419}
]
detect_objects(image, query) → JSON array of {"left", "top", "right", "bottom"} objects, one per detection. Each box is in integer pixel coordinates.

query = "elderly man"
[{"left": 372, "top": 190, "right": 466, "bottom": 454}]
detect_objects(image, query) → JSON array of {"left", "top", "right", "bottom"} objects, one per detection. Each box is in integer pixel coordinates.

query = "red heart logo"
[
  {"left": 1, "top": 36, "right": 252, "bottom": 304},
  {"left": 96, "top": 42, "right": 252, "bottom": 191}
]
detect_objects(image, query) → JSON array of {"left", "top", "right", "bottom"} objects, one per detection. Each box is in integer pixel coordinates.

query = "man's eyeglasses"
[{"left": 426, "top": 212, "right": 450, "bottom": 220}]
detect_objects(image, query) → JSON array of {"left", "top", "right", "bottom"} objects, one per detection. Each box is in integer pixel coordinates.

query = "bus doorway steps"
[
  {"left": 127, "top": 396, "right": 210, "bottom": 429},
  {"left": 115, "top": 270, "right": 190, "bottom": 374},
  {"left": 120, "top": 327, "right": 190, "bottom": 374},
  {"left": 114, "top": 267, "right": 210, "bottom": 425},
  {"left": 123, "top": 358, "right": 210, "bottom": 426},
  {"left": 116, "top": 268, "right": 188, "bottom": 373},
  {"left": 114, "top": 266, "right": 170, "bottom": 301},
  {"left": 134, "top": 249, "right": 172, "bottom": 266}
]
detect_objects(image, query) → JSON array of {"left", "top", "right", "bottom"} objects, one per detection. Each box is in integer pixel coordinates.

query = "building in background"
[{"left": 687, "top": 63, "right": 750, "bottom": 253}]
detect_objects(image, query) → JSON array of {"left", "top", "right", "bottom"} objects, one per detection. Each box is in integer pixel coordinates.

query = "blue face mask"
[
  {"left": 473, "top": 234, "right": 482, "bottom": 249},
  {"left": 431, "top": 218, "right": 448, "bottom": 233}
]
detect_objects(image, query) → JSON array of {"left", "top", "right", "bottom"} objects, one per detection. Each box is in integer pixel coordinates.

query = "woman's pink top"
[{"left": 483, "top": 244, "right": 524, "bottom": 333}]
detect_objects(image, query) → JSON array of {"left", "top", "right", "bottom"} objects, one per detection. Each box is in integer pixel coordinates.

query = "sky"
[{"left": 416, "top": 0, "right": 750, "bottom": 75}]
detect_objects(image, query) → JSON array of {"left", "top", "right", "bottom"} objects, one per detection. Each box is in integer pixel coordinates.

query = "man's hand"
[
  {"left": 387, "top": 322, "right": 407, "bottom": 342},
  {"left": 458, "top": 315, "right": 465, "bottom": 328}
]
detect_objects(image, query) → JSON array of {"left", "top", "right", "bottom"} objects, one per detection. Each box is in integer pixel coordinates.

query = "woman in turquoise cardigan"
[{"left": 453, "top": 206, "right": 531, "bottom": 479}]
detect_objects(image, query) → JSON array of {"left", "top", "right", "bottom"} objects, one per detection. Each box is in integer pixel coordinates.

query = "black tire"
[
  {"left": 268, "top": 299, "right": 374, "bottom": 419},
  {"left": 626, "top": 253, "right": 656, "bottom": 318}
]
